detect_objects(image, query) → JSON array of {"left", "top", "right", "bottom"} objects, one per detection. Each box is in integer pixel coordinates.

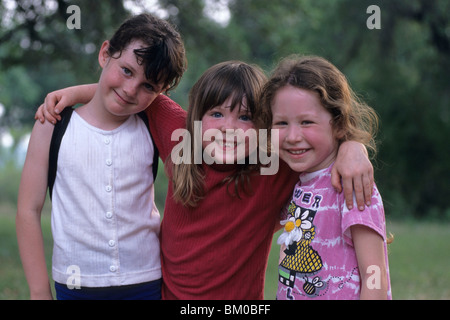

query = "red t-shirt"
[{"left": 146, "top": 95, "right": 297, "bottom": 299}]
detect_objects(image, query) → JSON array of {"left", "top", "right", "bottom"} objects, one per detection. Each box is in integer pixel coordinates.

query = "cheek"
[
  {"left": 200, "top": 116, "right": 213, "bottom": 133},
  {"left": 137, "top": 91, "right": 158, "bottom": 109},
  {"left": 200, "top": 117, "right": 215, "bottom": 150},
  {"left": 101, "top": 68, "right": 122, "bottom": 91},
  {"left": 242, "top": 122, "right": 255, "bottom": 132},
  {"left": 310, "top": 129, "right": 338, "bottom": 154}
]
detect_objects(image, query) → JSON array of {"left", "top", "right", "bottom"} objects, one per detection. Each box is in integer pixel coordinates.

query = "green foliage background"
[{"left": 1, "top": 0, "right": 450, "bottom": 220}]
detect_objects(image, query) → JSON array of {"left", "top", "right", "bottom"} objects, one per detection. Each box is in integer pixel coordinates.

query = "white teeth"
[
  {"left": 217, "top": 141, "right": 237, "bottom": 148},
  {"left": 289, "top": 149, "right": 307, "bottom": 155}
]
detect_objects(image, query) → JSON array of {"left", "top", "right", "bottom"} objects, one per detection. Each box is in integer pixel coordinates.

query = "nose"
[
  {"left": 123, "top": 80, "right": 138, "bottom": 97},
  {"left": 220, "top": 117, "right": 238, "bottom": 132},
  {"left": 285, "top": 125, "right": 302, "bottom": 144}
]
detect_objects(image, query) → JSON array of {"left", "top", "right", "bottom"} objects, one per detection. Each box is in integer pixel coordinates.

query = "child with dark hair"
[{"left": 16, "top": 14, "right": 186, "bottom": 300}]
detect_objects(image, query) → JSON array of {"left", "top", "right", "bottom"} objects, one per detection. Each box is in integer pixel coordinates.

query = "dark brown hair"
[{"left": 107, "top": 13, "right": 187, "bottom": 93}]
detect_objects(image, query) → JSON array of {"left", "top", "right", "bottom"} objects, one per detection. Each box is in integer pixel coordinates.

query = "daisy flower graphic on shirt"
[{"left": 277, "top": 206, "right": 312, "bottom": 247}]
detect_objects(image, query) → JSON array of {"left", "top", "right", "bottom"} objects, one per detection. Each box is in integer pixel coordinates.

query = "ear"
[
  {"left": 98, "top": 41, "right": 111, "bottom": 68},
  {"left": 331, "top": 119, "right": 346, "bottom": 141},
  {"left": 333, "top": 127, "right": 346, "bottom": 141}
]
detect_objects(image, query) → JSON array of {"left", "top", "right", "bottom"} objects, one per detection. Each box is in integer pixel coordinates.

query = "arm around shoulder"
[
  {"left": 331, "top": 141, "right": 374, "bottom": 211},
  {"left": 145, "top": 94, "right": 187, "bottom": 160},
  {"left": 36, "top": 84, "right": 97, "bottom": 124}
]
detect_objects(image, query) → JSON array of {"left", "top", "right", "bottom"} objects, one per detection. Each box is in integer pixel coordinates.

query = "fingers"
[
  {"left": 42, "top": 104, "right": 60, "bottom": 124},
  {"left": 42, "top": 92, "right": 62, "bottom": 123},
  {"left": 45, "top": 93, "right": 62, "bottom": 116},
  {"left": 35, "top": 104, "right": 45, "bottom": 123},
  {"left": 342, "top": 172, "right": 374, "bottom": 211},
  {"left": 341, "top": 174, "right": 355, "bottom": 211},
  {"left": 330, "top": 165, "right": 342, "bottom": 193},
  {"left": 352, "top": 175, "right": 365, "bottom": 211},
  {"left": 362, "top": 171, "right": 374, "bottom": 207}
]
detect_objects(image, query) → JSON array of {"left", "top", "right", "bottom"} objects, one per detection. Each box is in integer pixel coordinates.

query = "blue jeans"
[{"left": 54, "top": 279, "right": 162, "bottom": 300}]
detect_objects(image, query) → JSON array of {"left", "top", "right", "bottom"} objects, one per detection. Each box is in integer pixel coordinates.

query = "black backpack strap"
[
  {"left": 48, "top": 107, "right": 74, "bottom": 200},
  {"left": 137, "top": 111, "right": 159, "bottom": 181}
]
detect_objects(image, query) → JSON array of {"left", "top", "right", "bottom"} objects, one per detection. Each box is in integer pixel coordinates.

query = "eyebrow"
[{"left": 124, "top": 61, "right": 164, "bottom": 91}]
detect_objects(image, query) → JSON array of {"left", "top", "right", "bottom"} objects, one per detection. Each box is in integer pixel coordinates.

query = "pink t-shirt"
[{"left": 276, "top": 165, "right": 392, "bottom": 300}]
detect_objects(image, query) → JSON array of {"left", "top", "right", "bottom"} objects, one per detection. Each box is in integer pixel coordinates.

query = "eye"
[
  {"left": 143, "top": 83, "right": 155, "bottom": 92},
  {"left": 211, "top": 112, "right": 223, "bottom": 118},
  {"left": 301, "top": 120, "right": 314, "bottom": 125},
  {"left": 273, "top": 120, "right": 288, "bottom": 126},
  {"left": 122, "top": 67, "right": 132, "bottom": 76},
  {"left": 239, "top": 114, "right": 252, "bottom": 121}
]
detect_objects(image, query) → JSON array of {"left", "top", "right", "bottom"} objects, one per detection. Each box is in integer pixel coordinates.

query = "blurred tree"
[
  {"left": 160, "top": 0, "right": 450, "bottom": 219},
  {"left": 0, "top": 0, "right": 449, "bottom": 218},
  {"left": 0, "top": 0, "right": 129, "bottom": 127}
]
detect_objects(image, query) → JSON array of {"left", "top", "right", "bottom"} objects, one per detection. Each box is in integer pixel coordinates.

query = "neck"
[{"left": 76, "top": 92, "right": 130, "bottom": 131}]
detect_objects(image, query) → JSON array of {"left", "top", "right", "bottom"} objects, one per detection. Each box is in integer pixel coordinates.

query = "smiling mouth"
[
  {"left": 217, "top": 140, "right": 239, "bottom": 148},
  {"left": 287, "top": 149, "right": 309, "bottom": 155},
  {"left": 114, "top": 90, "right": 133, "bottom": 105}
]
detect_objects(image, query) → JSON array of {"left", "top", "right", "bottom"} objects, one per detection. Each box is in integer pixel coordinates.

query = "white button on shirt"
[{"left": 51, "top": 112, "right": 161, "bottom": 288}]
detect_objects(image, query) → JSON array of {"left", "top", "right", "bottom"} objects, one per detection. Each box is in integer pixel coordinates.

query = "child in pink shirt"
[{"left": 260, "top": 55, "right": 392, "bottom": 299}]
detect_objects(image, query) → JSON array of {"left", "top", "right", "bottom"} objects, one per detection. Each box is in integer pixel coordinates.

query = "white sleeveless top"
[{"left": 51, "top": 111, "right": 161, "bottom": 287}]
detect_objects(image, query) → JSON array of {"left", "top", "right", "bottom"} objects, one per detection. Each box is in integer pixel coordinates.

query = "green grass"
[
  {"left": 0, "top": 203, "right": 54, "bottom": 300},
  {"left": 383, "top": 221, "right": 450, "bottom": 299},
  {"left": 2, "top": 202, "right": 449, "bottom": 299}
]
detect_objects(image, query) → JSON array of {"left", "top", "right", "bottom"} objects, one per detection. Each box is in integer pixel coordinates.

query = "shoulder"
[
  {"left": 144, "top": 95, "right": 186, "bottom": 159},
  {"left": 341, "top": 184, "right": 386, "bottom": 242},
  {"left": 29, "top": 119, "right": 55, "bottom": 149},
  {"left": 145, "top": 94, "right": 186, "bottom": 131},
  {"left": 22, "top": 120, "right": 55, "bottom": 180},
  {"left": 147, "top": 94, "right": 186, "bottom": 116}
]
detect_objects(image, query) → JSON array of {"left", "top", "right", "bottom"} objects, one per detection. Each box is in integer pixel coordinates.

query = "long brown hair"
[
  {"left": 169, "top": 61, "right": 267, "bottom": 207},
  {"left": 260, "top": 55, "right": 379, "bottom": 157}
]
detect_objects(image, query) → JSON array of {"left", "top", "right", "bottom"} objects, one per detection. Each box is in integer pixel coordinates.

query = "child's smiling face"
[
  {"left": 201, "top": 96, "right": 256, "bottom": 164},
  {"left": 98, "top": 40, "right": 165, "bottom": 119},
  {"left": 271, "top": 85, "right": 339, "bottom": 173}
]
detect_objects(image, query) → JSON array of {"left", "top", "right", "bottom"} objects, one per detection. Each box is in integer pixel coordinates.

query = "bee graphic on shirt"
[{"left": 303, "top": 276, "right": 324, "bottom": 296}]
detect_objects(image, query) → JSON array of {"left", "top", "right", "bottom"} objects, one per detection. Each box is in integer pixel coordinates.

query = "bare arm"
[
  {"left": 351, "top": 224, "right": 388, "bottom": 300},
  {"left": 35, "top": 84, "right": 97, "bottom": 124},
  {"left": 16, "top": 120, "right": 55, "bottom": 300},
  {"left": 331, "top": 141, "right": 374, "bottom": 210}
]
